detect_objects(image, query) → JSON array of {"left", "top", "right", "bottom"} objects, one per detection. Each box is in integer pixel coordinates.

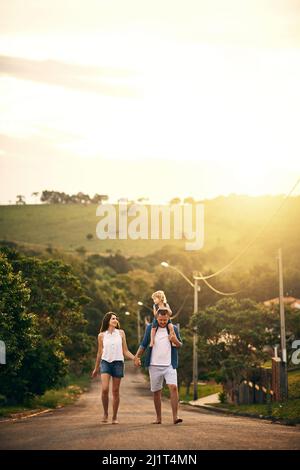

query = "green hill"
[{"left": 0, "top": 196, "right": 299, "bottom": 269}]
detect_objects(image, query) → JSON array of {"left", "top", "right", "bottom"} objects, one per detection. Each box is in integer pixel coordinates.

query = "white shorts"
[{"left": 148, "top": 365, "right": 178, "bottom": 392}]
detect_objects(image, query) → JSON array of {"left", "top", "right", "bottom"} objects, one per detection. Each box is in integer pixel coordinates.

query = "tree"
[
  {"left": 192, "top": 298, "right": 278, "bottom": 384},
  {"left": 183, "top": 197, "right": 195, "bottom": 205},
  {"left": 106, "top": 253, "right": 131, "bottom": 274},
  {"left": 76, "top": 192, "right": 91, "bottom": 205},
  {"left": 0, "top": 253, "right": 37, "bottom": 402},
  {"left": 2, "top": 249, "right": 92, "bottom": 374},
  {"left": 169, "top": 198, "right": 181, "bottom": 205},
  {"left": 137, "top": 197, "right": 149, "bottom": 204},
  {"left": 76, "top": 246, "right": 87, "bottom": 256},
  {"left": 31, "top": 192, "right": 39, "bottom": 204},
  {"left": 16, "top": 195, "right": 25, "bottom": 205},
  {"left": 40, "top": 190, "right": 65, "bottom": 204},
  {"left": 92, "top": 194, "right": 109, "bottom": 204}
]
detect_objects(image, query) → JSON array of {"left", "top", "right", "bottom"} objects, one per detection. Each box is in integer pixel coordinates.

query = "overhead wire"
[{"left": 195, "top": 177, "right": 300, "bottom": 281}]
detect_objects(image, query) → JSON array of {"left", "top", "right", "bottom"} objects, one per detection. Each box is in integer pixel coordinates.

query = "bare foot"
[
  {"left": 112, "top": 418, "right": 119, "bottom": 424},
  {"left": 152, "top": 419, "right": 161, "bottom": 424},
  {"left": 174, "top": 418, "right": 183, "bottom": 424},
  {"left": 101, "top": 415, "right": 108, "bottom": 423}
]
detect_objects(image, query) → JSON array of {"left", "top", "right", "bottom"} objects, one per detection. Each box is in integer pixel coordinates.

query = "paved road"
[{"left": 0, "top": 363, "right": 299, "bottom": 450}]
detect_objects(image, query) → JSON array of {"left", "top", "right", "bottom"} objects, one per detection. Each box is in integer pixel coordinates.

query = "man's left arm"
[{"left": 134, "top": 324, "right": 151, "bottom": 365}]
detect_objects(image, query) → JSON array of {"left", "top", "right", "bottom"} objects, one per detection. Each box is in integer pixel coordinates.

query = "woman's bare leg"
[
  {"left": 101, "top": 374, "right": 110, "bottom": 422},
  {"left": 112, "top": 377, "right": 122, "bottom": 424}
]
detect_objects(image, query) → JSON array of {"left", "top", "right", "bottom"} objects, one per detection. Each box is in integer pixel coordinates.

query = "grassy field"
[
  {"left": 179, "top": 382, "right": 222, "bottom": 402},
  {"left": 0, "top": 373, "right": 91, "bottom": 418},
  {"left": 0, "top": 196, "right": 299, "bottom": 260},
  {"left": 0, "top": 204, "right": 186, "bottom": 256}
]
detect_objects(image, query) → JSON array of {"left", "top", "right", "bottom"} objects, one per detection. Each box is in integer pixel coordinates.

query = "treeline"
[
  {"left": 17, "top": 190, "right": 205, "bottom": 205},
  {"left": 0, "top": 244, "right": 150, "bottom": 404},
  {"left": 40, "top": 190, "right": 109, "bottom": 205},
  {"left": 0, "top": 248, "right": 93, "bottom": 404}
]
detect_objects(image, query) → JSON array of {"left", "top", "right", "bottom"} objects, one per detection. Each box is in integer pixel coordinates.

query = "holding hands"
[{"left": 134, "top": 356, "right": 141, "bottom": 367}]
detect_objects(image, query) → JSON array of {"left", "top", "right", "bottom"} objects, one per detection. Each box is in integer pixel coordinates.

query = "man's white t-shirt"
[{"left": 150, "top": 327, "right": 171, "bottom": 366}]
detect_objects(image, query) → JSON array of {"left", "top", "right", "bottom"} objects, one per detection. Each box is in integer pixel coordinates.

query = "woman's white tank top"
[{"left": 102, "top": 329, "right": 124, "bottom": 363}]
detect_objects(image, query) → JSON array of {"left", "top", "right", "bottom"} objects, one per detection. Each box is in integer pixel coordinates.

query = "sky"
[{"left": 1, "top": 0, "right": 300, "bottom": 204}]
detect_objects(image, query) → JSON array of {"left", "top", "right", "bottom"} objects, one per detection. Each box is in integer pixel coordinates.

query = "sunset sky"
[{"left": 1, "top": 0, "right": 300, "bottom": 204}]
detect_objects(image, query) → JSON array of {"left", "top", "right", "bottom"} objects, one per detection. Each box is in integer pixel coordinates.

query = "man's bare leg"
[
  {"left": 168, "top": 384, "right": 182, "bottom": 424},
  {"left": 153, "top": 389, "right": 162, "bottom": 424}
]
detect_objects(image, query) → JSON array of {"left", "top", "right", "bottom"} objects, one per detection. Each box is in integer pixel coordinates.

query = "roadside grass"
[
  {"left": 212, "top": 369, "right": 300, "bottom": 424},
  {"left": 163, "top": 382, "right": 222, "bottom": 400},
  {"left": 0, "top": 373, "right": 91, "bottom": 418},
  {"left": 213, "top": 399, "right": 300, "bottom": 424}
]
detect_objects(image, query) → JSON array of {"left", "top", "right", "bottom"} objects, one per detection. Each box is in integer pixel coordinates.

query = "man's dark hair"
[{"left": 157, "top": 308, "right": 170, "bottom": 316}]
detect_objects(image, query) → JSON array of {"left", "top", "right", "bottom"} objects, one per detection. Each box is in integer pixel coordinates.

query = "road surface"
[{"left": 0, "top": 363, "right": 299, "bottom": 450}]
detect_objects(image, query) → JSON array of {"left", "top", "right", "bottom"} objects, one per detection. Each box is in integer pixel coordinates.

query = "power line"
[
  {"left": 196, "top": 177, "right": 300, "bottom": 281},
  {"left": 198, "top": 270, "right": 240, "bottom": 296},
  {"left": 171, "top": 292, "right": 189, "bottom": 319}
]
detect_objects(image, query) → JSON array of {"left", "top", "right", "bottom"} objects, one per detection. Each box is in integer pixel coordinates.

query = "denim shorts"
[{"left": 100, "top": 360, "right": 124, "bottom": 378}]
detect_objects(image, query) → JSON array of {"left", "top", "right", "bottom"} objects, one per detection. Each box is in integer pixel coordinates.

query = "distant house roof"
[{"left": 263, "top": 297, "right": 300, "bottom": 309}]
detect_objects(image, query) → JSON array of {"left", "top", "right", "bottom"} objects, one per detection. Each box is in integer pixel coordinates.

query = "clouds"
[
  {"left": 1, "top": 1, "right": 300, "bottom": 205},
  {"left": 1, "top": 1, "right": 300, "bottom": 47},
  {"left": 0, "top": 131, "right": 76, "bottom": 160},
  {"left": 0, "top": 55, "right": 137, "bottom": 97}
]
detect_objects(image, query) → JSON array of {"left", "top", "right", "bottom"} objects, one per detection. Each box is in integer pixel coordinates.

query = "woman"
[{"left": 92, "top": 311, "right": 136, "bottom": 424}]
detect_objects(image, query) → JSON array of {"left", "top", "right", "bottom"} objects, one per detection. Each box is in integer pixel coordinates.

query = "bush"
[
  {"left": 76, "top": 246, "right": 86, "bottom": 255},
  {"left": 0, "top": 394, "right": 7, "bottom": 406},
  {"left": 218, "top": 391, "right": 228, "bottom": 404}
]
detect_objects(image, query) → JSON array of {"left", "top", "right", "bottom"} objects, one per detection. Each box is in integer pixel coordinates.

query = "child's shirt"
[{"left": 153, "top": 302, "right": 172, "bottom": 314}]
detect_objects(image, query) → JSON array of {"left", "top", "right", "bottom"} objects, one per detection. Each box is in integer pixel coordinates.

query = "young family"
[{"left": 91, "top": 290, "right": 183, "bottom": 425}]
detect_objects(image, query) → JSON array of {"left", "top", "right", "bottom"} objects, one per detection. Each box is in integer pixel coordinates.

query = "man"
[{"left": 134, "top": 309, "right": 183, "bottom": 424}]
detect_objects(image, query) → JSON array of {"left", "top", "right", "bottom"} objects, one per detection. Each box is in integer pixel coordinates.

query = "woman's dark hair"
[{"left": 100, "top": 312, "right": 120, "bottom": 332}]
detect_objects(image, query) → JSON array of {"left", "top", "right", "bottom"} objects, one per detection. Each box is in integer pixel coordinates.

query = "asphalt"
[{"left": 0, "top": 363, "right": 299, "bottom": 450}]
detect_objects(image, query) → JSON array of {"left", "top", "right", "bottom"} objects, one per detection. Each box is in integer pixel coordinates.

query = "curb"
[
  {"left": 180, "top": 401, "right": 299, "bottom": 427},
  {"left": 0, "top": 408, "right": 54, "bottom": 424},
  {"left": 0, "top": 383, "right": 91, "bottom": 424}
]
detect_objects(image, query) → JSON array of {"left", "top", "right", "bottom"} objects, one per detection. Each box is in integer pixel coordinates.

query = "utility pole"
[
  {"left": 193, "top": 277, "right": 199, "bottom": 401},
  {"left": 278, "top": 248, "right": 288, "bottom": 400}
]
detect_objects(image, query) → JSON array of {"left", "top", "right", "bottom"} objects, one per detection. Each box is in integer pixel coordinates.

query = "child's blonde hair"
[{"left": 152, "top": 290, "right": 167, "bottom": 303}]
